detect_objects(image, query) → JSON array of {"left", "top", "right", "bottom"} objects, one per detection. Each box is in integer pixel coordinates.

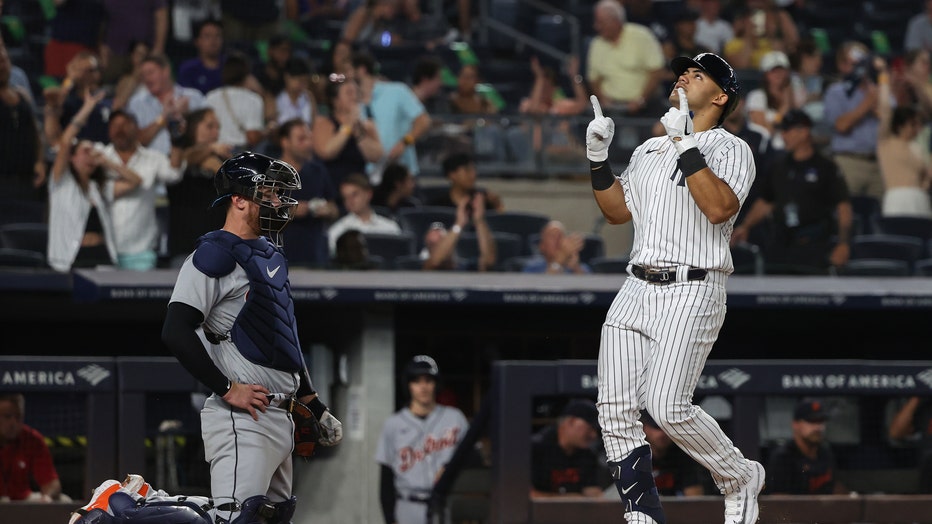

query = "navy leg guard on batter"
[
  {"left": 609, "top": 445, "right": 666, "bottom": 524},
  {"left": 270, "top": 496, "right": 297, "bottom": 523}
]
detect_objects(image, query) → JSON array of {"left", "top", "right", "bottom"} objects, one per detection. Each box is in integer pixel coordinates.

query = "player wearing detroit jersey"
[
  {"left": 375, "top": 356, "right": 469, "bottom": 524},
  {"left": 585, "top": 53, "right": 765, "bottom": 524},
  {"left": 161, "top": 152, "right": 342, "bottom": 524}
]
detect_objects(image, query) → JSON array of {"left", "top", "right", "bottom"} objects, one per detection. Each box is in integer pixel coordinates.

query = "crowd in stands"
[{"left": 0, "top": 0, "right": 931, "bottom": 276}]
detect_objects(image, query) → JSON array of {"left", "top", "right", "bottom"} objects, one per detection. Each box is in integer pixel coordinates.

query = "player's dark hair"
[
  {"left": 412, "top": 56, "right": 442, "bottom": 85},
  {"left": 892, "top": 106, "right": 920, "bottom": 135},
  {"left": 341, "top": 172, "right": 372, "bottom": 192},
  {"left": 221, "top": 50, "right": 252, "bottom": 86},
  {"left": 277, "top": 118, "right": 307, "bottom": 143},
  {"left": 351, "top": 51, "right": 378, "bottom": 76},
  {"left": 442, "top": 152, "right": 474, "bottom": 177},
  {"left": 193, "top": 18, "right": 223, "bottom": 40},
  {"left": 173, "top": 107, "right": 213, "bottom": 149}
]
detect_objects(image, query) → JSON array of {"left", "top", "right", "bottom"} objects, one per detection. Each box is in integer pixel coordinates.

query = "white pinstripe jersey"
[{"left": 617, "top": 128, "right": 756, "bottom": 273}]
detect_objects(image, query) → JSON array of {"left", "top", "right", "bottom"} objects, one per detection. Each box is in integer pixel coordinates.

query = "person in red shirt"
[{"left": 0, "top": 393, "right": 63, "bottom": 502}]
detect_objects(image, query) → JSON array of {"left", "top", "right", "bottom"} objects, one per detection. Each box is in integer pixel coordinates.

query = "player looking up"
[
  {"left": 161, "top": 151, "right": 342, "bottom": 524},
  {"left": 586, "top": 53, "right": 764, "bottom": 524}
]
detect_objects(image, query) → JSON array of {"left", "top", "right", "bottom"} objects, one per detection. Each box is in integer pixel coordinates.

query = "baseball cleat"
[{"left": 724, "top": 460, "right": 765, "bottom": 524}]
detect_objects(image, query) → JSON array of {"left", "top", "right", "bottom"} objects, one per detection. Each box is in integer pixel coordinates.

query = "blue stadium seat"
[
  {"left": 839, "top": 259, "right": 911, "bottom": 277},
  {"left": 362, "top": 232, "right": 417, "bottom": 270},
  {"left": 850, "top": 234, "right": 924, "bottom": 272},
  {"left": 589, "top": 256, "right": 630, "bottom": 274},
  {"left": 484, "top": 211, "right": 551, "bottom": 256},
  {"left": 0, "top": 222, "right": 48, "bottom": 254}
]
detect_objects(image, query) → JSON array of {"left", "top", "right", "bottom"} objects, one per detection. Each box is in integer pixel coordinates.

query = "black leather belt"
[
  {"left": 397, "top": 493, "right": 431, "bottom": 503},
  {"left": 630, "top": 264, "right": 707, "bottom": 284}
]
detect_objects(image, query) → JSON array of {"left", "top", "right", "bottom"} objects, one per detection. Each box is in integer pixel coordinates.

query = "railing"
[
  {"left": 417, "top": 112, "right": 657, "bottom": 178},
  {"left": 476, "top": 0, "right": 581, "bottom": 65}
]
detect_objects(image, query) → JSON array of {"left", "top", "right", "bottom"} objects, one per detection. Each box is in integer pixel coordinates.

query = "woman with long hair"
[
  {"left": 312, "top": 73, "right": 382, "bottom": 196},
  {"left": 877, "top": 59, "right": 932, "bottom": 218},
  {"left": 166, "top": 107, "right": 232, "bottom": 261},
  {"left": 746, "top": 50, "right": 805, "bottom": 150},
  {"left": 47, "top": 89, "right": 141, "bottom": 271}
]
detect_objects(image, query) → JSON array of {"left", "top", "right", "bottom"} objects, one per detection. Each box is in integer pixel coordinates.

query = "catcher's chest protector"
[{"left": 194, "top": 231, "right": 303, "bottom": 372}]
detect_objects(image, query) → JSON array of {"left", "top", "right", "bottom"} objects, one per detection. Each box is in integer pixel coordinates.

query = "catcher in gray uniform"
[
  {"left": 161, "top": 151, "right": 343, "bottom": 524},
  {"left": 375, "top": 356, "right": 469, "bottom": 524}
]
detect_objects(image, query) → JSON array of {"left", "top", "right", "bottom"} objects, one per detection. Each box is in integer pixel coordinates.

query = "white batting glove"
[
  {"left": 586, "top": 95, "right": 614, "bottom": 162},
  {"left": 317, "top": 410, "right": 343, "bottom": 446},
  {"left": 660, "top": 88, "right": 698, "bottom": 156}
]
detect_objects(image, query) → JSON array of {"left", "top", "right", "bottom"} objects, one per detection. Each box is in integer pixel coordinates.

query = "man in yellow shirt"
[{"left": 587, "top": 0, "right": 665, "bottom": 115}]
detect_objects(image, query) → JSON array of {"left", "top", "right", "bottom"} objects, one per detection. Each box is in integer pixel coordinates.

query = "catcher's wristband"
[
  {"left": 590, "top": 160, "right": 616, "bottom": 190},
  {"left": 677, "top": 148, "right": 707, "bottom": 178},
  {"left": 308, "top": 396, "right": 329, "bottom": 419}
]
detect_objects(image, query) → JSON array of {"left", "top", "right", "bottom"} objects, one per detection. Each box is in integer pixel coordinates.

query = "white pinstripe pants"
[{"left": 596, "top": 273, "right": 754, "bottom": 494}]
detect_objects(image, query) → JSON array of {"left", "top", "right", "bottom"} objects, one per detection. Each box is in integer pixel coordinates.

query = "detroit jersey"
[
  {"left": 375, "top": 405, "right": 469, "bottom": 494},
  {"left": 618, "top": 128, "right": 756, "bottom": 273}
]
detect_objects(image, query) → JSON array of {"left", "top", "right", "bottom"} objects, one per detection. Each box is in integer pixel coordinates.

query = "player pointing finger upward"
[{"left": 586, "top": 53, "right": 764, "bottom": 524}]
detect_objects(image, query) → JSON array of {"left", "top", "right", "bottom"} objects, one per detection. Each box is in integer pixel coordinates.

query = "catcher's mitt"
[
  {"left": 290, "top": 397, "right": 343, "bottom": 457},
  {"left": 291, "top": 399, "right": 321, "bottom": 458}
]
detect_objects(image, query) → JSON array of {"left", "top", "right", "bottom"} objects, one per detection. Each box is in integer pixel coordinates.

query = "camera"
[{"left": 844, "top": 55, "right": 879, "bottom": 97}]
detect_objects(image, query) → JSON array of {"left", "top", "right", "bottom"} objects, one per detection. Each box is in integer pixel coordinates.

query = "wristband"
[
  {"left": 677, "top": 148, "right": 708, "bottom": 178},
  {"left": 403, "top": 134, "right": 414, "bottom": 145},
  {"left": 308, "top": 396, "right": 329, "bottom": 419},
  {"left": 590, "top": 160, "right": 616, "bottom": 190},
  {"left": 340, "top": 124, "right": 353, "bottom": 136}
]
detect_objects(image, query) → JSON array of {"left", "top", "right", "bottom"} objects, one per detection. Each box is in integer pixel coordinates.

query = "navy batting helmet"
[
  {"left": 404, "top": 355, "right": 439, "bottom": 383},
  {"left": 211, "top": 151, "right": 301, "bottom": 246},
  {"left": 670, "top": 52, "right": 741, "bottom": 125}
]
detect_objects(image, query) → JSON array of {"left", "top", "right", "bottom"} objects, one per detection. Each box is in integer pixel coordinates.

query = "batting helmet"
[
  {"left": 670, "top": 52, "right": 741, "bottom": 125},
  {"left": 404, "top": 355, "right": 439, "bottom": 383},
  {"left": 211, "top": 151, "right": 302, "bottom": 246}
]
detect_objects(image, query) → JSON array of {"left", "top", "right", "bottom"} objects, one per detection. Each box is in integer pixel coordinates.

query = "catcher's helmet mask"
[
  {"left": 670, "top": 52, "right": 741, "bottom": 125},
  {"left": 212, "top": 151, "right": 302, "bottom": 246}
]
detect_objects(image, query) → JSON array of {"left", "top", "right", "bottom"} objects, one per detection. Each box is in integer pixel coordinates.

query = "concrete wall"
[{"left": 294, "top": 309, "right": 395, "bottom": 524}]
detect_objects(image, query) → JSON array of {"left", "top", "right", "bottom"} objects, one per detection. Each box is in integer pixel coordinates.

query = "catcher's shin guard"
[
  {"left": 609, "top": 445, "right": 666, "bottom": 524},
  {"left": 271, "top": 496, "right": 297, "bottom": 523},
  {"left": 219, "top": 495, "right": 277, "bottom": 524}
]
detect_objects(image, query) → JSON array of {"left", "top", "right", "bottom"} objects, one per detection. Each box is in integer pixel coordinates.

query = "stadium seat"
[
  {"left": 850, "top": 234, "right": 924, "bottom": 271},
  {"left": 839, "top": 259, "right": 911, "bottom": 277},
  {"left": 396, "top": 207, "right": 457, "bottom": 253},
  {"left": 0, "top": 222, "right": 48, "bottom": 254},
  {"left": 875, "top": 216, "right": 932, "bottom": 255},
  {"left": 394, "top": 254, "right": 425, "bottom": 270},
  {"left": 484, "top": 211, "right": 551, "bottom": 256},
  {"left": 0, "top": 247, "right": 46, "bottom": 268},
  {"left": 731, "top": 243, "right": 764, "bottom": 275},
  {"left": 455, "top": 231, "right": 522, "bottom": 271},
  {"left": 589, "top": 256, "right": 630, "bottom": 274},
  {"left": 849, "top": 196, "right": 882, "bottom": 235},
  {"left": 915, "top": 258, "right": 932, "bottom": 276},
  {"left": 362, "top": 232, "right": 416, "bottom": 270}
]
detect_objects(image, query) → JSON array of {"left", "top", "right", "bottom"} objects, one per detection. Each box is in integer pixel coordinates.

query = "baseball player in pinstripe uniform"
[
  {"left": 161, "top": 152, "right": 342, "bottom": 524},
  {"left": 585, "top": 53, "right": 765, "bottom": 524},
  {"left": 375, "top": 356, "right": 469, "bottom": 524}
]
